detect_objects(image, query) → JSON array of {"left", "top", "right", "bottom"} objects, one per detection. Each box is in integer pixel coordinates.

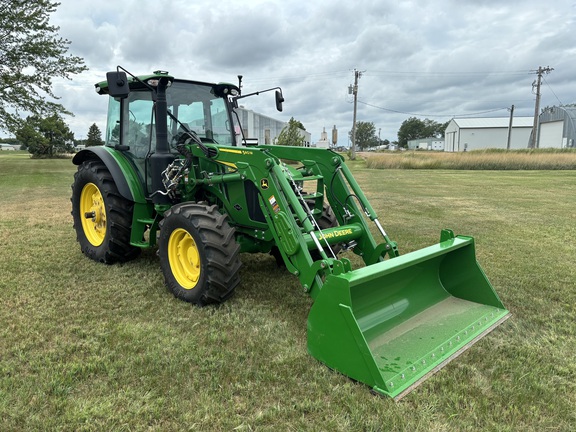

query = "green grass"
[{"left": 1, "top": 153, "right": 575, "bottom": 431}]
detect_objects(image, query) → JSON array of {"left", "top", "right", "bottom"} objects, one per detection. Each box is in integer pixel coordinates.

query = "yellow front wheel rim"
[
  {"left": 168, "top": 228, "right": 201, "bottom": 290},
  {"left": 80, "top": 182, "right": 106, "bottom": 246}
]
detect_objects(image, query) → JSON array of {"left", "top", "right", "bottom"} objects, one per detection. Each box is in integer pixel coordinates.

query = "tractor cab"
[{"left": 95, "top": 71, "right": 240, "bottom": 193}]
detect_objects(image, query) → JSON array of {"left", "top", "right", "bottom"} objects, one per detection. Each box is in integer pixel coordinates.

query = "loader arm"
[
  {"left": 177, "top": 143, "right": 358, "bottom": 297},
  {"left": 174, "top": 142, "right": 509, "bottom": 399}
]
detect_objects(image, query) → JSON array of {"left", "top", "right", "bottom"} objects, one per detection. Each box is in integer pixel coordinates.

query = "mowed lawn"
[{"left": 1, "top": 152, "right": 575, "bottom": 431}]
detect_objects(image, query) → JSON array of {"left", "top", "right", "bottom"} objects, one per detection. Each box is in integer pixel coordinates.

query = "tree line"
[{"left": 274, "top": 117, "right": 449, "bottom": 150}]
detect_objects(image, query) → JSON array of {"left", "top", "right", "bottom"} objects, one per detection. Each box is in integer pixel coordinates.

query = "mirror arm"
[{"left": 234, "top": 87, "right": 282, "bottom": 100}]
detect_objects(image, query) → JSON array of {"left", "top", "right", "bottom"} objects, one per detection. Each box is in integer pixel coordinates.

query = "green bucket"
[{"left": 307, "top": 234, "right": 510, "bottom": 400}]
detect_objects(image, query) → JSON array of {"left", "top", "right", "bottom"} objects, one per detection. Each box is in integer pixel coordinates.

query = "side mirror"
[
  {"left": 106, "top": 71, "right": 130, "bottom": 98},
  {"left": 275, "top": 90, "right": 284, "bottom": 112}
]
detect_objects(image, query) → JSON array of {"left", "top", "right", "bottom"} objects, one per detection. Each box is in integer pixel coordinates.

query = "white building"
[
  {"left": 315, "top": 127, "right": 330, "bottom": 149},
  {"left": 235, "top": 107, "right": 311, "bottom": 146},
  {"left": 444, "top": 117, "right": 533, "bottom": 152},
  {"left": 407, "top": 137, "right": 445, "bottom": 151},
  {"left": 537, "top": 106, "right": 576, "bottom": 148}
]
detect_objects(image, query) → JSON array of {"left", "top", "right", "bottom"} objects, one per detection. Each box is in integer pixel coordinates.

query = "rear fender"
[{"left": 72, "top": 147, "right": 147, "bottom": 204}]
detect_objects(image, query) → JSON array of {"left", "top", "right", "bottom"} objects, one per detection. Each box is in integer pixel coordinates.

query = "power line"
[
  {"left": 357, "top": 100, "right": 508, "bottom": 118},
  {"left": 365, "top": 69, "right": 530, "bottom": 77},
  {"left": 542, "top": 76, "right": 563, "bottom": 106},
  {"left": 233, "top": 68, "right": 530, "bottom": 85}
]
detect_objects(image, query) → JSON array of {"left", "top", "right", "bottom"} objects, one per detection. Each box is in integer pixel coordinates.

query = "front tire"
[
  {"left": 71, "top": 160, "right": 140, "bottom": 263},
  {"left": 158, "top": 203, "right": 241, "bottom": 305}
]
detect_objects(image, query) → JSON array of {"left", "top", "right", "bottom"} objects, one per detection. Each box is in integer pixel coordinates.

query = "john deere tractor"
[{"left": 71, "top": 67, "right": 509, "bottom": 399}]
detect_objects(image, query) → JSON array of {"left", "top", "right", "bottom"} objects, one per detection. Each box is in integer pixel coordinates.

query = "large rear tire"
[
  {"left": 158, "top": 203, "right": 241, "bottom": 305},
  {"left": 71, "top": 160, "right": 141, "bottom": 263}
]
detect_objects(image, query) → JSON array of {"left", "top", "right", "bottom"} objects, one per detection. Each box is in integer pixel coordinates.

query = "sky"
[{"left": 42, "top": 0, "right": 576, "bottom": 144}]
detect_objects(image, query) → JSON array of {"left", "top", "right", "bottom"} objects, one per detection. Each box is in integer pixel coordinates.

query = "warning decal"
[{"left": 268, "top": 195, "right": 280, "bottom": 213}]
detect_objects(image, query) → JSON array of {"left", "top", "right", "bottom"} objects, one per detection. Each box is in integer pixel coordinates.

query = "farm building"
[
  {"left": 537, "top": 106, "right": 576, "bottom": 148},
  {"left": 407, "top": 137, "right": 445, "bottom": 151},
  {"left": 444, "top": 117, "right": 533, "bottom": 152},
  {"left": 235, "top": 106, "right": 311, "bottom": 146},
  {"left": 314, "top": 127, "right": 330, "bottom": 149}
]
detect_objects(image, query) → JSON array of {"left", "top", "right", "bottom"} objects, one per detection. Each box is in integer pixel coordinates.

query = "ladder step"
[
  {"left": 302, "top": 192, "right": 324, "bottom": 200},
  {"left": 297, "top": 174, "right": 323, "bottom": 181}
]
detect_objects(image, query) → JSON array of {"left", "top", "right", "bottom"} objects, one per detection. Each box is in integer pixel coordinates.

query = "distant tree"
[
  {"left": 349, "top": 121, "right": 379, "bottom": 150},
  {"left": 276, "top": 117, "right": 306, "bottom": 146},
  {"left": 16, "top": 114, "right": 74, "bottom": 157},
  {"left": 86, "top": 123, "right": 104, "bottom": 146},
  {"left": 0, "top": 0, "right": 87, "bottom": 133},
  {"left": 397, "top": 117, "right": 447, "bottom": 148}
]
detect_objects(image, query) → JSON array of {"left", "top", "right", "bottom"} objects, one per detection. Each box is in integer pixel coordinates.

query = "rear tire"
[
  {"left": 158, "top": 203, "right": 241, "bottom": 305},
  {"left": 71, "top": 160, "right": 140, "bottom": 263}
]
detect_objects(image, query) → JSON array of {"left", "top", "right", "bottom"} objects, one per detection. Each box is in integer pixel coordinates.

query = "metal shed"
[
  {"left": 444, "top": 117, "right": 533, "bottom": 152},
  {"left": 538, "top": 106, "right": 576, "bottom": 148}
]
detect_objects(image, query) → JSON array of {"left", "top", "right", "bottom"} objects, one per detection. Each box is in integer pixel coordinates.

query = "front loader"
[{"left": 71, "top": 68, "right": 509, "bottom": 399}]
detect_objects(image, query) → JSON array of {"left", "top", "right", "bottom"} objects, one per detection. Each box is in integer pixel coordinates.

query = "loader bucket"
[{"left": 307, "top": 233, "right": 509, "bottom": 400}]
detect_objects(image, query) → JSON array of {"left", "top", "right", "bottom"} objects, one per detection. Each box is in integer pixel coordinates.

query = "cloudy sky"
[{"left": 45, "top": 0, "right": 576, "bottom": 144}]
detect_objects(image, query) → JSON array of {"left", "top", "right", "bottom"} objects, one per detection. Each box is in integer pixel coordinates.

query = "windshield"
[
  {"left": 105, "top": 81, "right": 235, "bottom": 152},
  {"left": 167, "top": 81, "right": 234, "bottom": 146}
]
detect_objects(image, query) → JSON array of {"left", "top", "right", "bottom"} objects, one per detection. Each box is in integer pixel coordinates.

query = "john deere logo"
[{"left": 260, "top": 179, "right": 269, "bottom": 189}]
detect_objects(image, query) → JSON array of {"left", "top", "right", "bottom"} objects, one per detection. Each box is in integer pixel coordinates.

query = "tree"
[
  {"left": 86, "top": 123, "right": 104, "bottom": 147},
  {"left": 276, "top": 117, "right": 306, "bottom": 146},
  {"left": 397, "top": 117, "right": 448, "bottom": 148},
  {"left": 348, "top": 121, "right": 379, "bottom": 150},
  {"left": 0, "top": 0, "right": 87, "bottom": 133},
  {"left": 16, "top": 114, "right": 74, "bottom": 157}
]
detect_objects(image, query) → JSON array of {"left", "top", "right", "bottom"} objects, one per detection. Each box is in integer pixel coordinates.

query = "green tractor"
[{"left": 71, "top": 68, "right": 509, "bottom": 399}]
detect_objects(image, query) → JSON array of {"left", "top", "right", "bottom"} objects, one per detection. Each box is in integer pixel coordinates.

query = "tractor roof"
[
  {"left": 94, "top": 71, "right": 176, "bottom": 95},
  {"left": 94, "top": 71, "right": 238, "bottom": 97}
]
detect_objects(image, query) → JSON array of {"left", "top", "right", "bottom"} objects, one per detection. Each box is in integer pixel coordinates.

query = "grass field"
[
  {"left": 1, "top": 151, "right": 575, "bottom": 431},
  {"left": 364, "top": 148, "right": 576, "bottom": 170}
]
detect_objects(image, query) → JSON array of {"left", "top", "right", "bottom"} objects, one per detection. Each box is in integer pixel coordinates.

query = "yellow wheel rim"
[
  {"left": 80, "top": 182, "right": 106, "bottom": 246},
  {"left": 168, "top": 228, "right": 201, "bottom": 290}
]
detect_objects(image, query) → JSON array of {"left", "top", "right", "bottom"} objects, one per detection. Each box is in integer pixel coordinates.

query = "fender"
[{"left": 72, "top": 146, "right": 147, "bottom": 204}]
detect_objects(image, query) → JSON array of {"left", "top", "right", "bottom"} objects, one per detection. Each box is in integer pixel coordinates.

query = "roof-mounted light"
[
  {"left": 214, "top": 83, "right": 241, "bottom": 98},
  {"left": 146, "top": 78, "right": 172, "bottom": 87},
  {"left": 221, "top": 87, "right": 239, "bottom": 96}
]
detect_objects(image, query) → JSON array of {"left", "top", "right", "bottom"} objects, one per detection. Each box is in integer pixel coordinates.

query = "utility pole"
[
  {"left": 349, "top": 69, "right": 362, "bottom": 160},
  {"left": 530, "top": 66, "right": 553, "bottom": 148},
  {"left": 506, "top": 104, "right": 514, "bottom": 150}
]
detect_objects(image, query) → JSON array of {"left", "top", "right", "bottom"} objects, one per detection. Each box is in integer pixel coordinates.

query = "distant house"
[
  {"left": 0, "top": 144, "right": 16, "bottom": 151},
  {"left": 537, "top": 106, "right": 576, "bottom": 148},
  {"left": 407, "top": 137, "right": 445, "bottom": 151},
  {"left": 444, "top": 117, "right": 533, "bottom": 152}
]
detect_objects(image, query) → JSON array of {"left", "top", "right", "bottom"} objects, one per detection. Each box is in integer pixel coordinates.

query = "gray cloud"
[{"left": 33, "top": 0, "right": 576, "bottom": 144}]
